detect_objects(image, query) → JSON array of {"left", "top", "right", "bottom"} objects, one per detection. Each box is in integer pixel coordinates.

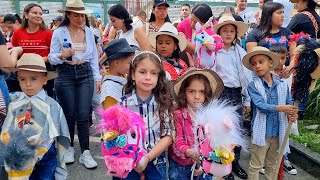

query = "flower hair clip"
[{"left": 131, "top": 51, "right": 162, "bottom": 64}]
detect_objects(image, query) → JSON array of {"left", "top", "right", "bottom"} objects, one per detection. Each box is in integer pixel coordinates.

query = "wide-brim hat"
[
  {"left": 242, "top": 46, "right": 280, "bottom": 71},
  {"left": 212, "top": 15, "right": 248, "bottom": 38},
  {"left": 148, "top": 22, "right": 187, "bottom": 51},
  {"left": 58, "top": 0, "right": 92, "bottom": 14},
  {"left": 172, "top": 68, "right": 224, "bottom": 99},
  {"left": 290, "top": 0, "right": 320, "bottom": 6},
  {"left": 5, "top": 53, "right": 58, "bottom": 80},
  {"left": 153, "top": 0, "right": 170, "bottom": 8},
  {"left": 100, "top": 38, "right": 136, "bottom": 65}
]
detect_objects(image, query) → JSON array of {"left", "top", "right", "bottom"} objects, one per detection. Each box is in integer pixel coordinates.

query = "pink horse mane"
[{"left": 99, "top": 105, "right": 146, "bottom": 138}]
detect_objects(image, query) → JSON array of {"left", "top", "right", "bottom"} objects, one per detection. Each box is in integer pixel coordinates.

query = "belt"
[
  {"left": 224, "top": 86, "right": 242, "bottom": 92},
  {"left": 64, "top": 60, "right": 86, "bottom": 65}
]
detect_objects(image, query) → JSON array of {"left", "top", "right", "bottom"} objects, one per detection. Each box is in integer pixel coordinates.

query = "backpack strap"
[{"left": 301, "top": 11, "right": 319, "bottom": 36}]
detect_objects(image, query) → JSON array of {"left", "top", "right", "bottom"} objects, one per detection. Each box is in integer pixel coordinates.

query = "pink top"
[
  {"left": 177, "top": 18, "right": 193, "bottom": 42},
  {"left": 177, "top": 18, "right": 218, "bottom": 42},
  {"left": 169, "top": 108, "right": 195, "bottom": 165}
]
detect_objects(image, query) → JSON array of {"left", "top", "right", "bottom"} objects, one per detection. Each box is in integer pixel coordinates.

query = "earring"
[{"left": 133, "top": 81, "right": 136, "bottom": 86}]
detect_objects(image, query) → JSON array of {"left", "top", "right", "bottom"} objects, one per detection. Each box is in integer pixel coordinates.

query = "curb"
[{"left": 288, "top": 139, "right": 320, "bottom": 177}]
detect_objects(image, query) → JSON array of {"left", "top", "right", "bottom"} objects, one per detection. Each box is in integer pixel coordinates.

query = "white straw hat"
[
  {"left": 58, "top": 0, "right": 92, "bottom": 14},
  {"left": 212, "top": 15, "right": 248, "bottom": 38}
]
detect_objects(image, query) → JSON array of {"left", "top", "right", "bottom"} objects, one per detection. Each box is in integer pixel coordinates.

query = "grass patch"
[{"left": 290, "top": 118, "right": 320, "bottom": 154}]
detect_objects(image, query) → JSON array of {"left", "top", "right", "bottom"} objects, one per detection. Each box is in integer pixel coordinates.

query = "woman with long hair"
[
  {"left": 141, "top": 0, "right": 171, "bottom": 34},
  {"left": 246, "top": 2, "right": 295, "bottom": 54},
  {"left": 108, "top": 4, "right": 152, "bottom": 50},
  {"left": 10, "top": 3, "right": 54, "bottom": 96},
  {"left": 49, "top": 0, "right": 101, "bottom": 169}
]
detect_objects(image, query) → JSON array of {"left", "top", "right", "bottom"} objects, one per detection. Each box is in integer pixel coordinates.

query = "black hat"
[
  {"left": 101, "top": 38, "right": 135, "bottom": 65},
  {"left": 154, "top": 0, "right": 169, "bottom": 8}
]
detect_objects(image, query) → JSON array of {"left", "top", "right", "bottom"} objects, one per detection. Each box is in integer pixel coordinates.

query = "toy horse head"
[
  {"left": 194, "top": 17, "right": 223, "bottom": 70},
  {"left": 0, "top": 128, "right": 47, "bottom": 180},
  {"left": 195, "top": 99, "right": 246, "bottom": 177},
  {"left": 99, "top": 105, "right": 147, "bottom": 178}
]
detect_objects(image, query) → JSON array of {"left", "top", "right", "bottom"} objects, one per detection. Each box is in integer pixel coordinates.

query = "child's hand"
[
  {"left": 288, "top": 113, "right": 298, "bottom": 122},
  {"left": 134, "top": 155, "right": 150, "bottom": 173},
  {"left": 277, "top": 105, "right": 298, "bottom": 115}
]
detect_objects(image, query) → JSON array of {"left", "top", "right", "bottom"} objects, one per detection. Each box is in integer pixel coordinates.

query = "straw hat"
[
  {"left": 58, "top": 0, "right": 92, "bottom": 14},
  {"left": 242, "top": 46, "right": 280, "bottom": 71},
  {"left": 212, "top": 15, "right": 248, "bottom": 38},
  {"left": 5, "top": 53, "right": 58, "bottom": 80},
  {"left": 148, "top": 22, "right": 187, "bottom": 51},
  {"left": 290, "top": 0, "right": 320, "bottom": 6},
  {"left": 172, "top": 68, "right": 224, "bottom": 99}
]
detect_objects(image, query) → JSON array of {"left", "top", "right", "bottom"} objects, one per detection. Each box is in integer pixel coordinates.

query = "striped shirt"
[{"left": 120, "top": 91, "right": 174, "bottom": 152}]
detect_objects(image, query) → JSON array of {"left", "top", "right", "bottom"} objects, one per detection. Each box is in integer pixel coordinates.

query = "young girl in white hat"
[{"left": 148, "top": 22, "right": 189, "bottom": 81}]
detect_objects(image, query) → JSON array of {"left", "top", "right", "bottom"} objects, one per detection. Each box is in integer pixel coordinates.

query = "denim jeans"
[
  {"left": 298, "top": 94, "right": 309, "bottom": 111},
  {"left": 29, "top": 143, "right": 57, "bottom": 180},
  {"left": 55, "top": 63, "right": 94, "bottom": 152},
  {"left": 113, "top": 152, "right": 167, "bottom": 180},
  {"left": 169, "top": 157, "right": 212, "bottom": 180},
  {"left": 0, "top": 75, "right": 9, "bottom": 106}
]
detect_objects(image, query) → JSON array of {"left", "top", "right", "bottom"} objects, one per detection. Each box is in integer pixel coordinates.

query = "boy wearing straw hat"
[
  {"left": 2, "top": 53, "right": 70, "bottom": 180},
  {"left": 242, "top": 47, "right": 298, "bottom": 180}
]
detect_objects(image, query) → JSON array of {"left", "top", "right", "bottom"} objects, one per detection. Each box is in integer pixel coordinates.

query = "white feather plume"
[{"left": 194, "top": 99, "right": 247, "bottom": 151}]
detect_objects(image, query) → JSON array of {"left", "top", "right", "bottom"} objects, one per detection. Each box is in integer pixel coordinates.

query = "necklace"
[{"left": 69, "top": 28, "right": 81, "bottom": 38}]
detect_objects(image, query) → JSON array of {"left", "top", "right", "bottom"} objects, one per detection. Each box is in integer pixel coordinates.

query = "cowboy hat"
[
  {"left": 290, "top": 0, "right": 320, "bottom": 6},
  {"left": 100, "top": 38, "right": 136, "bottom": 65},
  {"left": 242, "top": 46, "right": 280, "bottom": 71},
  {"left": 58, "top": 0, "right": 92, "bottom": 14},
  {"left": 212, "top": 14, "right": 248, "bottom": 38},
  {"left": 148, "top": 22, "right": 187, "bottom": 51},
  {"left": 172, "top": 68, "right": 224, "bottom": 99},
  {"left": 5, "top": 53, "right": 58, "bottom": 80}
]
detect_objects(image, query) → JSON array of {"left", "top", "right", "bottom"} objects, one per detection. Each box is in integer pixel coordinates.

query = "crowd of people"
[{"left": 0, "top": 0, "right": 319, "bottom": 179}]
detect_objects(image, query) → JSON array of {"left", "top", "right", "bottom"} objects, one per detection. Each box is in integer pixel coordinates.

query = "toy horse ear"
[
  {"left": 223, "top": 118, "right": 233, "bottom": 131},
  {"left": 204, "top": 16, "right": 214, "bottom": 28},
  {"left": 1, "top": 131, "right": 11, "bottom": 145},
  {"left": 27, "top": 134, "right": 41, "bottom": 146},
  {"left": 195, "top": 22, "right": 202, "bottom": 32},
  {"left": 205, "top": 124, "right": 212, "bottom": 136}
]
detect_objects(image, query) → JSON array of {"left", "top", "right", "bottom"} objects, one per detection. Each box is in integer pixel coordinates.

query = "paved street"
[{"left": 68, "top": 133, "right": 317, "bottom": 180}]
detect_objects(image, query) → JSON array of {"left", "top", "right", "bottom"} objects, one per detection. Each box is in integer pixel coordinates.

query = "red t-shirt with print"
[{"left": 11, "top": 28, "right": 52, "bottom": 57}]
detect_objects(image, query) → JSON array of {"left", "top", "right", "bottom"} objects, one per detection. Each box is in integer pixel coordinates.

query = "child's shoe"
[
  {"left": 259, "top": 167, "right": 265, "bottom": 175},
  {"left": 284, "top": 160, "right": 297, "bottom": 175},
  {"left": 79, "top": 150, "right": 97, "bottom": 169},
  {"left": 65, "top": 147, "right": 75, "bottom": 164}
]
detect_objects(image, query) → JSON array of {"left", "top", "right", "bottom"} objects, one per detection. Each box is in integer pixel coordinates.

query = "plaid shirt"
[{"left": 120, "top": 91, "right": 174, "bottom": 152}]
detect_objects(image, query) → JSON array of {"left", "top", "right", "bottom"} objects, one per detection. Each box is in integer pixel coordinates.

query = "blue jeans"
[
  {"left": 0, "top": 75, "right": 9, "bottom": 107},
  {"left": 29, "top": 143, "right": 57, "bottom": 180},
  {"left": 169, "top": 158, "right": 212, "bottom": 180},
  {"left": 169, "top": 157, "right": 193, "bottom": 180},
  {"left": 113, "top": 153, "right": 167, "bottom": 180},
  {"left": 298, "top": 94, "right": 309, "bottom": 111},
  {"left": 55, "top": 63, "right": 94, "bottom": 152}
]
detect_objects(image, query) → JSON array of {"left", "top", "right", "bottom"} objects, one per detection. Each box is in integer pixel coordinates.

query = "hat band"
[
  {"left": 65, "top": 6, "right": 86, "bottom": 11},
  {"left": 17, "top": 65, "right": 47, "bottom": 71}
]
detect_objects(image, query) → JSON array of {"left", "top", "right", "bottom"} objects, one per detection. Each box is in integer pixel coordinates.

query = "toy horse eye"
[{"left": 130, "top": 129, "right": 136, "bottom": 139}]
